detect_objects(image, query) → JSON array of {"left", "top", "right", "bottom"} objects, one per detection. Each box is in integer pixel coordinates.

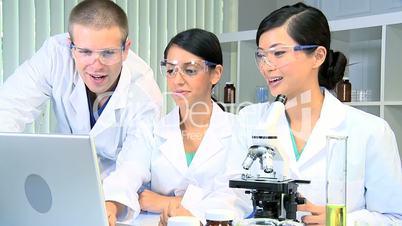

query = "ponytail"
[{"left": 319, "top": 49, "right": 347, "bottom": 90}]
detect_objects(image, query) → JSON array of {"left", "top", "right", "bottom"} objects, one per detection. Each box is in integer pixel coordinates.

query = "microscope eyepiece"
[
  {"left": 242, "top": 145, "right": 274, "bottom": 173},
  {"left": 242, "top": 154, "right": 255, "bottom": 170},
  {"left": 260, "top": 152, "right": 274, "bottom": 173}
]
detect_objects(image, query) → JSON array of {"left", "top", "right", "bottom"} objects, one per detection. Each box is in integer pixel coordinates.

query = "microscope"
[{"left": 229, "top": 95, "right": 309, "bottom": 221}]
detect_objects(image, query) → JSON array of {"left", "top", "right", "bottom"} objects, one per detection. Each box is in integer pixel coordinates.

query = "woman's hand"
[
  {"left": 139, "top": 189, "right": 182, "bottom": 213},
  {"left": 159, "top": 201, "right": 194, "bottom": 226},
  {"left": 105, "top": 201, "right": 123, "bottom": 226},
  {"left": 297, "top": 199, "right": 325, "bottom": 225}
]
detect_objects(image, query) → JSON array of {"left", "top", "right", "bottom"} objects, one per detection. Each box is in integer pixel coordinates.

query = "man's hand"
[
  {"left": 105, "top": 201, "right": 124, "bottom": 226},
  {"left": 159, "top": 201, "right": 194, "bottom": 226},
  {"left": 139, "top": 189, "right": 182, "bottom": 213},
  {"left": 297, "top": 199, "right": 325, "bottom": 225}
]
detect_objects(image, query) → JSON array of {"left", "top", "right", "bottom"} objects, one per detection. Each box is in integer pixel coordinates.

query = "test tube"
[{"left": 326, "top": 135, "right": 348, "bottom": 226}]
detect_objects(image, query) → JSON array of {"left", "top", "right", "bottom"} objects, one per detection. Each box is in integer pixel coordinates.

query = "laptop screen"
[{"left": 0, "top": 133, "right": 109, "bottom": 226}]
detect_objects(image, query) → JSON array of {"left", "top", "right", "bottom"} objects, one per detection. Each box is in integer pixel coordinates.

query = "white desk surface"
[{"left": 126, "top": 212, "right": 160, "bottom": 226}]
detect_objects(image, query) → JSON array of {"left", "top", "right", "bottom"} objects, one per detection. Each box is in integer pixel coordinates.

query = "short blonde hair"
[{"left": 68, "top": 0, "right": 128, "bottom": 43}]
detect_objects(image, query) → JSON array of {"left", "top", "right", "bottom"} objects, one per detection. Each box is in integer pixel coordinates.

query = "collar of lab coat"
[
  {"left": 155, "top": 102, "right": 232, "bottom": 174},
  {"left": 69, "top": 61, "right": 138, "bottom": 136},
  {"left": 67, "top": 71, "right": 91, "bottom": 132},
  {"left": 291, "top": 88, "right": 347, "bottom": 168}
]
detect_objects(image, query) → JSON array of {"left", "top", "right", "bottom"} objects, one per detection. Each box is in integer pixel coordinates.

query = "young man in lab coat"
[{"left": 0, "top": 0, "right": 162, "bottom": 214}]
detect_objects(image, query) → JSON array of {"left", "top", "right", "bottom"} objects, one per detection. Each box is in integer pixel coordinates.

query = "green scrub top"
[
  {"left": 185, "top": 152, "right": 196, "bottom": 166},
  {"left": 290, "top": 129, "right": 305, "bottom": 161}
]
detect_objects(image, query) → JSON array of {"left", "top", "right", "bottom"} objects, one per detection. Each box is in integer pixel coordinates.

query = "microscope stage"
[{"left": 229, "top": 177, "right": 309, "bottom": 192}]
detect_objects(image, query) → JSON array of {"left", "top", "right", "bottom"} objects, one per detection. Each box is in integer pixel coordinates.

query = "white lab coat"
[
  {"left": 217, "top": 89, "right": 402, "bottom": 225},
  {"left": 102, "top": 102, "right": 235, "bottom": 223},
  {"left": 0, "top": 33, "right": 162, "bottom": 178}
]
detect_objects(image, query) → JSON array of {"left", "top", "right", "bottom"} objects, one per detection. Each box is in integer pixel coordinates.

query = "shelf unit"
[{"left": 217, "top": 11, "right": 402, "bottom": 162}]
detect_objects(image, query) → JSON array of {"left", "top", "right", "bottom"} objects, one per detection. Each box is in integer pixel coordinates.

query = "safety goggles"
[
  {"left": 160, "top": 59, "right": 218, "bottom": 78},
  {"left": 255, "top": 44, "right": 319, "bottom": 69},
  {"left": 70, "top": 42, "right": 125, "bottom": 65}
]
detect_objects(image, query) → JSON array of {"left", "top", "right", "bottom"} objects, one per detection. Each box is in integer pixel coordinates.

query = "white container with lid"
[{"left": 205, "top": 209, "right": 235, "bottom": 221}]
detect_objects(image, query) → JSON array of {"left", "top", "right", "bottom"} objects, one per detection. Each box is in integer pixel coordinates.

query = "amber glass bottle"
[
  {"left": 223, "top": 82, "right": 236, "bottom": 103},
  {"left": 337, "top": 78, "right": 351, "bottom": 102}
]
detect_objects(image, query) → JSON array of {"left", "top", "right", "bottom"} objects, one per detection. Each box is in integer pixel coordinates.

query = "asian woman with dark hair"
[{"left": 218, "top": 2, "right": 402, "bottom": 226}]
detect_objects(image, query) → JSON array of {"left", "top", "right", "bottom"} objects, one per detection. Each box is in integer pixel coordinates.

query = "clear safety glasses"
[
  {"left": 70, "top": 42, "right": 125, "bottom": 65},
  {"left": 160, "top": 59, "right": 218, "bottom": 78},
  {"left": 255, "top": 44, "right": 319, "bottom": 69}
]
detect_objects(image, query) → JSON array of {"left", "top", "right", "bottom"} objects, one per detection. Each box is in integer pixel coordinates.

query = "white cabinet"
[{"left": 217, "top": 11, "right": 402, "bottom": 162}]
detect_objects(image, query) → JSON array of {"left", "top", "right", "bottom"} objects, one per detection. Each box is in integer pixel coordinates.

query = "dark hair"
[
  {"left": 256, "top": 2, "right": 347, "bottom": 90},
  {"left": 164, "top": 28, "right": 223, "bottom": 67},
  {"left": 68, "top": 0, "right": 128, "bottom": 43},
  {"left": 164, "top": 28, "right": 224, "bottom": 109}
]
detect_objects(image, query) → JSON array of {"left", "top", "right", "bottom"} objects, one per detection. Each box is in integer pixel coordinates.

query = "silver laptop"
[{"left": 0, "top": 133, "right": 129, "bottom": 226}]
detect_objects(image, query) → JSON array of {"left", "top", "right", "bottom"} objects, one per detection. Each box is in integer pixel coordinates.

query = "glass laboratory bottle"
[
  {"left": 224, "top": 82, "right": 236, "bottom": 103},
  {"left": 256, "top": 86, "right": 269, "bottom": 103},
  {"left": 326, "top": 135, "right": 348, "bottom": 226},
  {"left": 205, "top": 209, "right": 234, "bottom": 226},
  {"left": 337, "top": 78, "right": 351, "bottom": 102}
]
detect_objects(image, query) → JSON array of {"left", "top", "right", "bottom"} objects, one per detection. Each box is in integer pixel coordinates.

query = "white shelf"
[
  {"left": 346, "top": 101, "right": 381, "bottom": 106},
  {"left": 329, "top": 11, "right": 402, "bottom": 31},
  {"left": 221, "top": 103, "right": 237, "bottom": 107},
  {"left": 384, "top": 101, "right": 402, "bottom": 106},
  {"left": 219, "top": 30, "right": 256, "bottom": 43}
]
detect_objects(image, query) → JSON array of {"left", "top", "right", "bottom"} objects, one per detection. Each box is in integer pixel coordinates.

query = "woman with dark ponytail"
[{"left": 219, "top": 2, "right": 402, "bottom": 225}]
